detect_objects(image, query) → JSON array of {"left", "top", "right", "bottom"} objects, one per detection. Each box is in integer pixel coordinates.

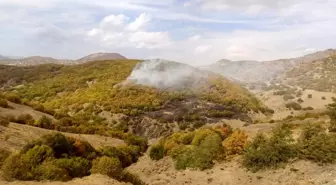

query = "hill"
[
  {"left": 77, "top": 53, "right": 127, "bottom": 63},
  {"left": 280, "top": 54, "right": 336, "bottom": 92},
  {"left": 203, "top": 49, "right": 336, "bottom": 83},
  {"left": 0, "top": 59, "right": 270, "bottom": 138},
  {"left": 0, "top": 53, "right": 126, "bottom": 66}
]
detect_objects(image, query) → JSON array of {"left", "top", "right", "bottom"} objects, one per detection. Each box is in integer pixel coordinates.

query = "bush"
[
  {"left": 322, "top": 96, "right": 326, "bottom": 100},
  {"left": 34, "top": 115, "right": 53, "bottom": 129},
  {"left": 23, "top": 145, "right": 54, "bottom": 167},
  {"left": 39, "top": 133, "right": 74, "bottom": 158},
  {"left": 243, "top": 124, "right": 297, "bottom": 171},
  {"left": 100, "top": 146, "right": 132, "bottom": 168},
  {"left": 222, "top": 130, "right": 248, "bottom": 155},
  {"left": 298, "top": 123, "right": 336, "bottom": 164},
  {"left": 119, "top": 170, "right": 146, "bottom": 185},
  {"left": 175, "top": 133, "right": 223, "bottom": 170},
  {"left": 303, "top": 107, "right": 314, "bottom": 111},
  {"left": 2, "top": 153, "right": 33, "bottom": 181},
  {"left": 34, "top": 163, "right": 70, "bottom": 181},
  {"left": 53, "top": 157, "right": 91, "bottom": 178},
  {"left": 0, "top": 116, "right": 10, "bottom": 127},
  {"left": 16, "top": 114, "right": 34, "bottom": 125},
  {"left": 285, "top": 102, "right": 302, "bottom": 110},
  {"left": 308, "top": 94, "right": 313, "bottom": 98},
  {"left": 0, "top": 148, "right": 11, "bottom": 166},
  {"left": 91, "top": 156, "right": 122, "bottom": 178},
  {"left": 149, "top": 144, "right": 165, "bottom": 160},
  {"left": 297, "top": 98, "right": 304, "bottom": 103},
  {"left": 0, "top": 98, "right": 9, "bottom": 108},
  {"left": 5, "top": 93, "right": 21, "bottom": 104},
  {"left": 124, "top": 135, "right": 148, "bottom": 152}
]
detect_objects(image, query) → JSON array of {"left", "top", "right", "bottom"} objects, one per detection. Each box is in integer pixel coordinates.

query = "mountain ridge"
[
  {"left": 0, "top": 52, "right": 127, "bottom": 66},
  {"left": 203, "top": 49, "right": 336, "bottom": 83}
]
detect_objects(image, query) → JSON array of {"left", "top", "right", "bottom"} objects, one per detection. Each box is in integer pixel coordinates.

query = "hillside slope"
[
  {"left": 0, "top": 59, "right": 270, "bottom": 138},
  {"left": 203, "top": 49, "right": 336, "bottom": 83},
  {"left": 281, "top": 55, "right": 336, "bottom": 92}
]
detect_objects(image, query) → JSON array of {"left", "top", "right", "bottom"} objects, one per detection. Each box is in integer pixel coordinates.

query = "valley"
[{"left": 0, "top": 50, "right": 336, "bottom": 185}]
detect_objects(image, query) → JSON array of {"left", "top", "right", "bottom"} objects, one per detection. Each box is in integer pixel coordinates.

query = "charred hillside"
[{"left": 0, "top": 59, "right": 271, "bottom": 138}]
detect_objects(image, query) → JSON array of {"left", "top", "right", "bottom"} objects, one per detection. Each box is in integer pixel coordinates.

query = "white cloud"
[
  {"left": 87, "top": 13, "right": 171, "bottom": 49},
  {"left": 127, "top": 13, "right": 151, "bottom": 31},
  {"left": 188, "top": 35, "right": 201, "bottom": 41},
  {"left": 195, "top": 45, "right": 212, "bottom": 53}
]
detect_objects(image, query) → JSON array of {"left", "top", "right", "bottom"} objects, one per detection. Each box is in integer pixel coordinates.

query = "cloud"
[
  {"left": 195, "top": 45, "right": 212, "bottom": 53},
  {"left": 87, "top": 13, "right": 171, "bottom": 49},
  {"left": 0, "top": 0, "right": 335, "bottom": 65},
  {"left": 127, "top": 13, "right": 151, "bottom": 31}
]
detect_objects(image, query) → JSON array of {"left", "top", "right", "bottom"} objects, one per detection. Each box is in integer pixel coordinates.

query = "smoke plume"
[{"left": 124, "top": 59, "right": 210, "bottom": 90}]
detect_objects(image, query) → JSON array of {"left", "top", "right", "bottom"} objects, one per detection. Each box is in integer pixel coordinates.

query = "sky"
[{"left": 0, "top": 0, "right": 336, "bottom": 65}]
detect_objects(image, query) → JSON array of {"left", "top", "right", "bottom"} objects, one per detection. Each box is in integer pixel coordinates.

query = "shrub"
[
  {"left": 322, "top": 96, "right": 326, "bottom": 100},
  {"left": 303, "top": 107, "right": 314, "bottom": 111},
  {"left": 298, "top": 123, "right": 336, "bottom": 164},
  {"left": 117, "top": 145, "right": 140, "bottom": 164},
  {"left": 34, "top": 163, "right": 70, "bottom": 181},
  {"left": 222, "top": 130, "right": 248, "bottom": 155},
  {"left": 149, "top": 144, "right": 165, "bottom": 160},
  {"left": 39, "top": 133, "right": 73, "bottom": 158},
  {"left": 100, "top": 146, "right": 132, "bottom": 168},
  {"left": 191, "top": 129, "right": 215, "bottom": 146},
  {"left": 5, "top": 93, "right": 21, "bottom": 104},
  {"left": 0, "top": 116, "right": 10, "bottom": 127},
  {"left": 0, "top": 148, "right": 11, "bottom": 166},
  {"left": 269, "top": 119, "right": 275, "bottom": 123},
  {"left": 285, "top": 102, "right": 302, "bottom": 110},
  {"left": 23, "top": 145, "right": 54, "bottom": 167},
  {"left": 119, "top": 170, "right": 146, "bottom": 185},
  {"left": 91, "top": 156, "right": 122, "bottom": 178},
  {"left": 308, "top": 94, "right": 313, "bottom": 98},
  {"left": 124, "top": 135, "right": 148, "bottom": 152},
  {"left": 34, "top": 115, "right": 53, "bottom": 129},
  {"left": 327, "top": 99, "right": 336, "bottom": 132},
  {"left": 2, "top": 153, "right": 33, "bottom": 181},
  {"left": 16, "top": 114, "right": 34, "bottom": 125},
  {"left": 243, "top": 124, "right": 297, "bottom": 171},
  {"left": 297, "top": 98, "right": 304, "bottom": 103},
  {"left": 0, "top": 98, "right": 9, "bottom": 108},
  {"left": 175, "top": 133, "right": 223, "bottom": 170},
  {"left": 72, "top": 139, "right": 97, "bottom": 159},
  {"left": 53, "top": 157, "right": 91, "bottom": 178}
]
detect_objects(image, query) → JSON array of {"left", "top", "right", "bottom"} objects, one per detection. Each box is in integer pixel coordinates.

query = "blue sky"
[{"left": 0, "top": 0, "right": 336, "bottom": 65}]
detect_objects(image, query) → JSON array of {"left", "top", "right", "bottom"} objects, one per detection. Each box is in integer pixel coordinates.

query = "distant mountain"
[
  {"left": 77, "top": 53, "right": 127, "bottom": 63},
  {"left": 0, "top": 55, "right": 10, "bottom": 60},
  {"left": 0, "top": 52, "right": 127, "bottom": 66},
  {"left": 203, "top": 49, "right": 336, "bottom": 83}
]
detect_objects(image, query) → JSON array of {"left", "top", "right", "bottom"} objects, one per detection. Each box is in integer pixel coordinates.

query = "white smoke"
[{"left": 125, "top": 59, "right": 210, "bottom": 90}]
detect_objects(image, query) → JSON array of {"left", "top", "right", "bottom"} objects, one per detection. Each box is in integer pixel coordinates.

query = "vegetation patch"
[{"left": 1, "top": 133, "right": 147, "bottom": 183}]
